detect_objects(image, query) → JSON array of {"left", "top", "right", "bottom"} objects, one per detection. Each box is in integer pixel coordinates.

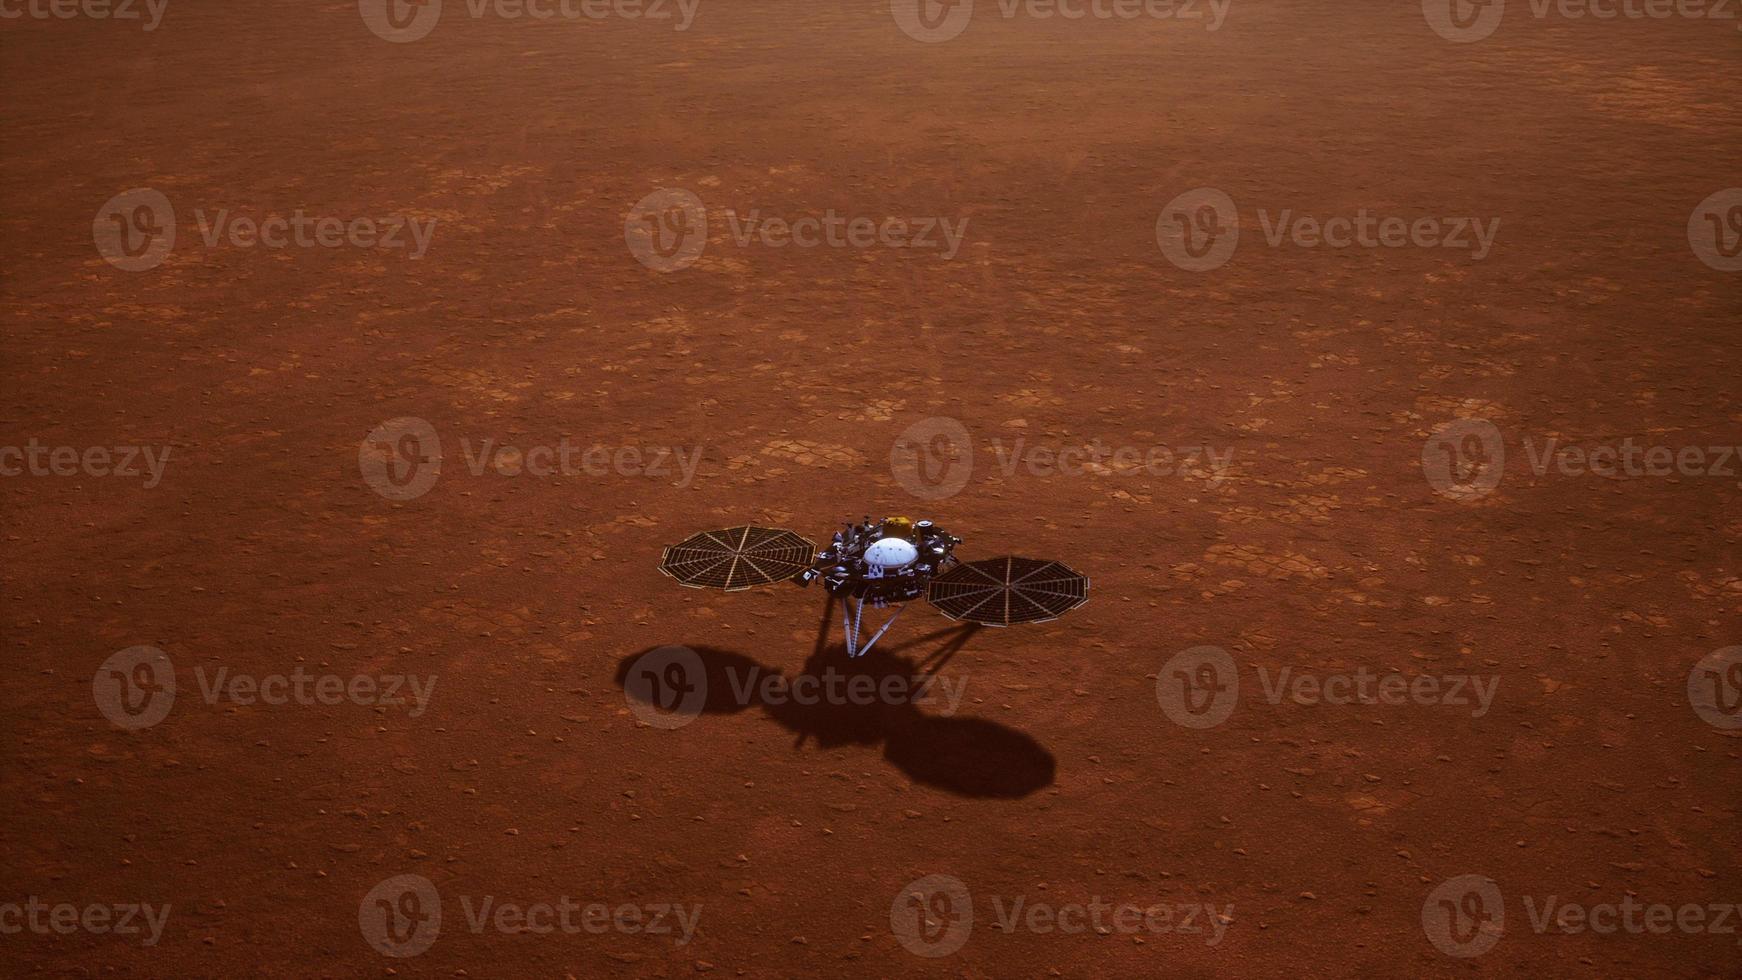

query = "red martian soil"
[{"left": 2, "top": 1, "right": 1739, "bottom": 977}]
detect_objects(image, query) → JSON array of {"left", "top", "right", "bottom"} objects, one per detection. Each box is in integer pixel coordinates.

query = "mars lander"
[{"left": 658, "top": 517, "right": 1090, "bottom": 657}]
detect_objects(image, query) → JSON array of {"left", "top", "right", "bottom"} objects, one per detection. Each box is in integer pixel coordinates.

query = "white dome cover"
[{"left": 864, "top": 536, "right": 919, "bottom": 569}]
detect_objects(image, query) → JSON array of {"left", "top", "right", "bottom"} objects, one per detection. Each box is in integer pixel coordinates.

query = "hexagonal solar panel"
[
  {"left": 927, "top": 556, "right": 1089, "bottom": 627},
  {"left": 658, "top": 525, "right": 817, "bottom": 591}
]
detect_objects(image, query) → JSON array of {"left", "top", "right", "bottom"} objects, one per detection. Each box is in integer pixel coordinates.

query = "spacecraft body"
[
  {"left": 658, "top": 516, "right": 1088, "bottom": 658},
  {"left": 800, "top": 516, "right": 960, "bottom": 606}
]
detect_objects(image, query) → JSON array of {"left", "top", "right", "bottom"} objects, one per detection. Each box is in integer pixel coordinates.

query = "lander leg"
[{"left": 841, "top": 595, "right": 907, "bottom": 658}]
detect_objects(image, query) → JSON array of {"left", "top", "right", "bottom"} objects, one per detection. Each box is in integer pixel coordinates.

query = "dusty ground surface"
[{"left": 2, "top": 0, "right": 1739, "bottom": 976}]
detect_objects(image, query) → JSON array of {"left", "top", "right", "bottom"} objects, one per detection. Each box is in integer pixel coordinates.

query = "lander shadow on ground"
[{"left": 616, "top": 602, "right": 1055, "bottom": 799}]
